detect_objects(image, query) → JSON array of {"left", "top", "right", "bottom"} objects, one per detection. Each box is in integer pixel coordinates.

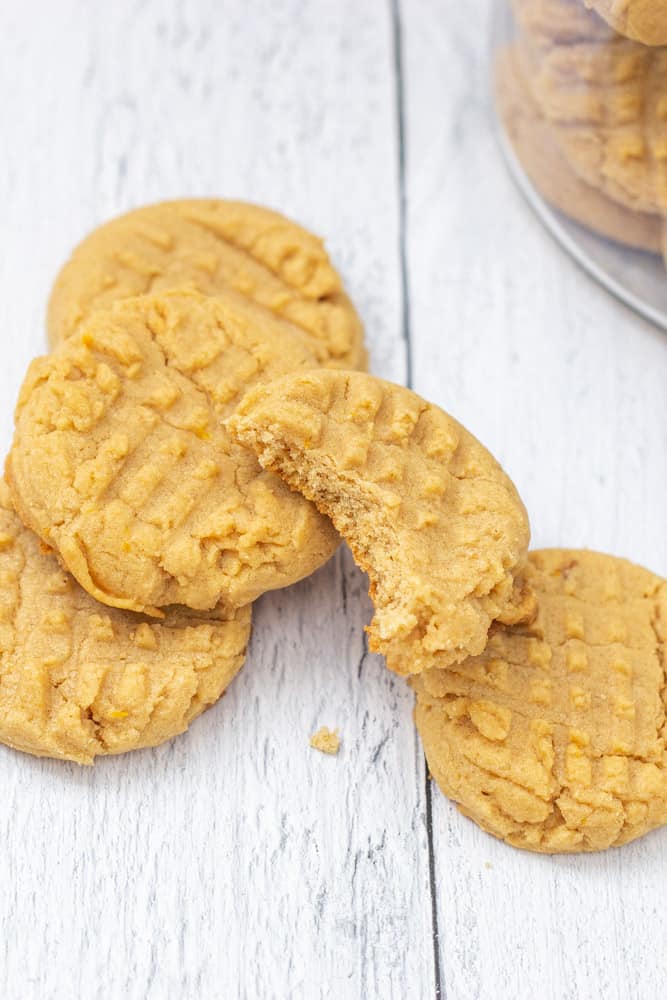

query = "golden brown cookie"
[
  {"left": 517, "top": 2, "right": 667, "bottom": 215},
  {"left": 496, "top": 45, "right": 664, "bottom": 253},
  {"left": 47, "top": 198, "right": 366, "bottom": 370},
  {"left": 414, "top": 549, "right": 667, "bottom": 853},
  {"left": 584, "top": 0, "right": 667, "bottom": 45},
  {"left": 8, "top": 291, "right": 339, "bottom": 615},
  {"left": 227, "top": 370, "right": 531, "bottom": 676},
  {"left": 0, "top": 480, "right": 251, "bottom": 764}
]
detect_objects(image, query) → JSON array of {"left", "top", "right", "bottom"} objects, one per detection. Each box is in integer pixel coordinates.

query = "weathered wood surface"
[
  {"left": 0, "top": 3, "right": 433, "bottom": 998},
  {"left": 0, "top": 1, "right": 666, "bottom": 998}
]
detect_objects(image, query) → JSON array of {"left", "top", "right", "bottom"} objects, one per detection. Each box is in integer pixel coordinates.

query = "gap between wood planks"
[{"left": 390, "top": 1, "right": 443, "bottom": 997}]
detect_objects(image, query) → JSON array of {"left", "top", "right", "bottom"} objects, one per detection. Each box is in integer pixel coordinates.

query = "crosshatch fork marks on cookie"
[{"left": 7, "top": 291, "right": 340, "bottom": 615}]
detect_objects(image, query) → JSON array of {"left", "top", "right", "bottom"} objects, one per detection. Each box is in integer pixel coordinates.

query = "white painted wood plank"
[
  {"left": 402, "top": 1, "right": 667, "bottom": 998},
  {"left": 0, "top": 3, "right": 434, "bottom": 998}
]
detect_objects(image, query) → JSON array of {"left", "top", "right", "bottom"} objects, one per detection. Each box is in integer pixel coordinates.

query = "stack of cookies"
[
  {"left": 496, "top": 0, "right": 667, "bottom": 259},
  {"left": 2, "top": 198, "right": 666, "bottom": 856}
]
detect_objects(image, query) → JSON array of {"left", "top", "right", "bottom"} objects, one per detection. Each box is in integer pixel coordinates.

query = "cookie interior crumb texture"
[
  {"left": 47, "top": 198, "right": 367, "bottom": 371},
  {"left": 310, "top": 727, "right": 341, "bottom": 755},
  {"left": 228, "top": 369, "right": 531, "bottom": 676},
  {"left": 414, "top": 549, "right": 667, "bottom": 853},
  {"left": 0, "top": 480, "right": 251, "bottom": 764},
  {"left": 8, "top": 290, "right": 339, "bottom": 615}
]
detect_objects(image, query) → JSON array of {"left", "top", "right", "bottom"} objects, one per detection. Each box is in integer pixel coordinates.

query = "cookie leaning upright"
[
  {"left": 47, "top": 198, "right": 366, "bottom": 371},
  {"left": 227, "top": 370, "right": 531, "bottom": 676},
  {"left": 0, "top": 481, "right": 251, "bottom": 765},
  {"left": 7, "top": 290, "right": 339, "bottom": 616},
  {"left": 414, "top": 550, "right": 667, "bottom": 853}
]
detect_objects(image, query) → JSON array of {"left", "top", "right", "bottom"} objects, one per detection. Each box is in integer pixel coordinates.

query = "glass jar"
[{"left": 492, "top": 0, "right": 667, "bottom": 328}]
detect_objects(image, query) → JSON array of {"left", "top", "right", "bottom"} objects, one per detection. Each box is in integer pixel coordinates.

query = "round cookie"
[
  {"left": 584, "top": 0, "right": 667, "bottom": 46},
  {"left": 0, "top": 481, "right": 251, "bottom": 765},
  {"left": 47, "top": 198, "right": 367, "bottom": 371},
  {"left": 227, "top": 370, "right": 531, "bottom": 676},
  {"left": 516, "top": 1, "right": 667, "bottom": 215},
  {"left": 8, "top": 291, "right": 339, "bottom": 615},
  {"left": 414, "top": 549, "right": 667, "bottom": 853},
  {"left": 495, "top": 46, "right": 664, "bottom": 253}
]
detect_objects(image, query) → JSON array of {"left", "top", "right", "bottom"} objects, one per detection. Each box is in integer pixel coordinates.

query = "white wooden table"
[{"left": 1, "top": 2, "right": 666, "bottom": 998}]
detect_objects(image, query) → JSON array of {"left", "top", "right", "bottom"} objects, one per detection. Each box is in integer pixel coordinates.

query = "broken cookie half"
[{"left": 228, "top": 369, "right": 531, "bottom": 675}]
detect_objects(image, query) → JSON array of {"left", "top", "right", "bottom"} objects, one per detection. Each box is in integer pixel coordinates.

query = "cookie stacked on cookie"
[
  {"left": 48, "top": 199, "right": 367, "bottom": 370},
  {"left": 227, "top": 372, "right": 667, "bottom": 853},
  {"left": 0, "top": 480, "right": 251, "bottom": 764},
  {"left": 584, "top": 0, "right": 667, "bottom": 45},
  {"left": 3, "top": 197, "right": 665, "bottom": 854},
  {"left": 227, "top": 370, "right": 533, "bottom": 674},
  {"left": 2, "top": 199, "right": 364, "bottom": 763},
  {"left": 498, "top": 0, "right": 667, "bottom": 261}
]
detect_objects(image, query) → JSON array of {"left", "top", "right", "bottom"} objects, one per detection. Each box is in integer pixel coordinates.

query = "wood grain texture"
[
  {"left": 2, "top": 0, "right": 667, "bottom": 997},
  {"left": 0, "top": 2, "right": 435, "bottom": 998},
  {"left": 402, "top": 1, "right": 667, "bottom": 998}
]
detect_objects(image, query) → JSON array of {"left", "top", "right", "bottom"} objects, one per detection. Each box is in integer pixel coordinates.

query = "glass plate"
[{"left": 491, "top": 2, "right": 667, "bottom": 331}]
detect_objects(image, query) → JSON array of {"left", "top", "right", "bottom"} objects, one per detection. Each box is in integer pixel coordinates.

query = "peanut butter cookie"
[
  {"left": 584, "top": 0, "right": 667, "bottom": 46},
  {"left": 414, "top": 549, "right": 667, "bottom": 853},
  {"left": 8, "top": 291, "right": 339, "bottom": 615},
  {"left": 517, "top": 0, "right": 667, "bottom": 215},
  {"left": 47, "top": 198, "right": 366, "bottom": 370},
  {"left": 0, "top": 481, "right": 251, "bottom": 764},
  {"left": 496, "top": 46, "right": 663, "bottom": 253},
  {"left": 227, "top": 370, "right": 531, "bottom": 676}
]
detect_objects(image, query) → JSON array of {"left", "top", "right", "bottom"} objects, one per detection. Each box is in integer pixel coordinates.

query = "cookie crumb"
[{"left": 310, "top": 727, "right": 340, "bottom": 755}]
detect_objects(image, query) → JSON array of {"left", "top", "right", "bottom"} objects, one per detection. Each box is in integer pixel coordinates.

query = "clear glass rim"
[{"left": 490, "top": 3, "right": 667, "bottom": 334}]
